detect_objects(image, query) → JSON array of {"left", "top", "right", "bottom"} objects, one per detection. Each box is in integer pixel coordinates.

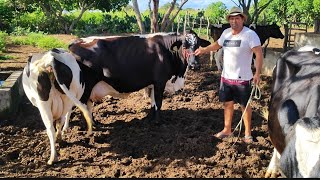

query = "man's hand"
[
  {"left": 194, "top": 46, "right": 205, "bottom": 56},
  {"left": 252, "top": 73, "right": 260, "bottom": 85},
  {"left": 195, "top": 42, "right": 221, "bottom": 56}
]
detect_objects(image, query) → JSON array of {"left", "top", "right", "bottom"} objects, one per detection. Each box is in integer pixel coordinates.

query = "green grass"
[
  {"left": 0, "top": 54, "right": 14, "bottom": 61},
  {"left": 10, "top": 32, "right": 67, "bottom": 50},
  {"left": 0, "top": 31, "right": 8, "bottom": 52}
]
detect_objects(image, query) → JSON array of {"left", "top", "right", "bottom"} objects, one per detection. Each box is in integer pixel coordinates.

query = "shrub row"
[{"left": 10, "top": 32, "right": 67, "bottom": 50}]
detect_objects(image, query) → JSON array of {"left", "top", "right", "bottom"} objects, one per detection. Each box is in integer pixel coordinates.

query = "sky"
[{"left": 130, "top": 0, "right": 235, "bottom": 12}]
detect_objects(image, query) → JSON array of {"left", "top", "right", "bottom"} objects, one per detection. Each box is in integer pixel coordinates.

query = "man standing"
[{"left": 194, "top": 7, "right": 263, "bottom": 143}]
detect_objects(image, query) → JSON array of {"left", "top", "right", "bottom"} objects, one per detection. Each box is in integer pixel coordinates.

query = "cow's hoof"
[
  {"left": 61, "top": 128, "right": 71, "bottom": 136},
  {"left": 86, "top": 129, "right": 93, "bottom": 136},
  {"left": 47, "top": 156, "right": 58, "bottom": 165},
  {"left": 55, "top": 132, "right": 62, "bottom": 142},
  {"left": 265, "top": 170, "right": 279, "bottom": 178}
]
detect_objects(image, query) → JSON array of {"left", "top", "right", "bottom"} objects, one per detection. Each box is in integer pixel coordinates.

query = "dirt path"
[{"left": 0, "top": 34, "right": 281, "bottom": 178}]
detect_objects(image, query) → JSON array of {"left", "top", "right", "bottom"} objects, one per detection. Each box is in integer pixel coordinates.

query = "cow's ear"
[
  {"left": 170, "top": 41, "right": 182, "bottom": 51},
  {"left": 279, "top": 99, "right": 300, "bottom": 134},
  {"left": 200, "top": 39, "right": 211, "bottom": 47}
]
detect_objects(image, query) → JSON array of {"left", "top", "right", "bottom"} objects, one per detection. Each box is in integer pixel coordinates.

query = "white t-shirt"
[{"left": 217, "top": 26, "right": 260, "bottom": 80}]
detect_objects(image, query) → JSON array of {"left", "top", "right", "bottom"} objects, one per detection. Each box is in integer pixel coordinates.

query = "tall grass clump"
[
  {"left": 36, "top": 36, "right": 67, "bottom": 50},
  {"left": 0, "top": 31, "right": 8, "bottom": 52},
  {"left": 10, "top": 32, "right": 67, "bottom": 50}
]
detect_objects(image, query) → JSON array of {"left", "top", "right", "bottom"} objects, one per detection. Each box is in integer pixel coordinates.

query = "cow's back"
[{"left": 69, "top": 35, "right": 183, "bottom": 93}]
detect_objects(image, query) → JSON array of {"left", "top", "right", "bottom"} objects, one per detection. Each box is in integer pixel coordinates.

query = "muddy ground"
[{"left": 0, "top": 34, "right": 279, "bottom": 178}]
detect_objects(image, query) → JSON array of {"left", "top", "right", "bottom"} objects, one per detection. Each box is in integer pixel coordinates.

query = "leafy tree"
[
  {"left": 160, "top": 0, "right": 188, "bottom": 32},
  {"left": 204, "top": 2, "right": 228, "bottom": 24},
  {"left": 132, "top": 0, "right": 145, "bottom": 33},
  {"left": 0, "top": 0, "right": 14, "bottom": 31},
  {"left": 231, "top": 0, "right": 273, "bottom": 24},
  {"left": 258, "top": 0, "right": 319, "bottom": 25},
  {"left": 14, "top": 0, "right": 130, "bottom": 34},
  {"left": 131, "top": 0, "right": 189, "bottom": 33}
]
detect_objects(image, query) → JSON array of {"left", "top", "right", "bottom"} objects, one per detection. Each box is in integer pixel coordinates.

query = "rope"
[{"left": 230, "top": 83, "right": 261, "bottom": 147}]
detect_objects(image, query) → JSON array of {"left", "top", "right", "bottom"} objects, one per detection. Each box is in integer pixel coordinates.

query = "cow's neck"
[{"left": 160, "top": 34, "right": 184, "bottom": 50}]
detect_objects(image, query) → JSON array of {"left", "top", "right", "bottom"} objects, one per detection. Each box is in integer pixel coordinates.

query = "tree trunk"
[
  {"left": 163, "top": 0, "right": 188, "bottom": 32},
  {"left": 132, "top": 0, "right": 145, "bottom": 34},
  {"left": 283, "top": 23, "right": 289, "bottom": 52},
  {"left": 68, "top": 7, "right": 87, "bottom": 34},
  {"left": 160, "top": 0, "right": 177, "bottom": 32},
  {"left": 151, "top": 0, "right": 159, "bottom": 33},
  {"left": 238, "top": 0, "right": 272, "bottom": 25},
  {"left": 148, "top": 0, "right": 154, "bottom": 33},
  {"left": 68, "top": 2, "right": 96, "bottom": 34}
]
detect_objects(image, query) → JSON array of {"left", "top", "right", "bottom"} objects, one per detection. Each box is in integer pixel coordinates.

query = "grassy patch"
[
  {"left": 0, "top": 31, "right": 8, "bottom": 52},
  {"left": 0, "top": 54, "right": 14, "bottom": 61},
  {"left": 10, "top": 32, "right": 67, "bottom": 50}
]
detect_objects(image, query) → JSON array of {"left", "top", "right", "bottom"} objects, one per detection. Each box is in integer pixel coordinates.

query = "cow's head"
[
  {"left": 269, "top": 23, "right": 285, "bottom": 39},
  {"left": 181, "top": 29, "right": 211, "bottom": 70}
]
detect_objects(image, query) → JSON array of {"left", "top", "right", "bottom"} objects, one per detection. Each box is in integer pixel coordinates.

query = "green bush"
[
  {"left": 17, "top": 11, "right": 46, "bottom": 33},
  {"left": 0, "top": 55, "right": 13, "bottom": 61},
  {"left": 0, "top": 31, "right": 8, "bottom": 52},
  {"left": 0, "top": 0, "right": 14, "bottom": 32},
  {"left": 16, "top": 10, "right": 67, "bottom": 34},
  {"left": 11, "top": 27, "right": 32, "bottom": 36},
  {"left": 10, "top": 32, "right": 67, "bottom": 50},
  {"left": 36, "top": 36, "right": 66, "bottom": 50}
]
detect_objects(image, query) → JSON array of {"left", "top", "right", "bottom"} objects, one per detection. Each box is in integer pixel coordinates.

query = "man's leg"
[
  {"left": 241, "top": 105, "right": 252, "bottom": 137},
  {"left": 216, "top": 101, "right": 234, "bottom": 136}
]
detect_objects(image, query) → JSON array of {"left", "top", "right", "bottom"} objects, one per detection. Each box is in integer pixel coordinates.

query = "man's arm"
[
  {"left": 194, "top": 42, "right": 222, "bottom": 56},
  {"left": 252, "top": 46, "right": 263, "bottom": 85}
]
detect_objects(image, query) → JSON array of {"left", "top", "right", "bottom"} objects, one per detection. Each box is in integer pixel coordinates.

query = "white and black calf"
[
  {"left": 68, "top": 30, "right": 211, "bottom": 122},
  {"left": 265, "top": 46, "right": 320, "bottom": 178},
  {"left": 22, "top": 48, "right": 94, "bottom": 165}
]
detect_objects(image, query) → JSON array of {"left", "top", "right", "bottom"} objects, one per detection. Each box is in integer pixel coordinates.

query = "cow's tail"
[{"left": 47, "top": 49, "right": 93, "bottom": 135}]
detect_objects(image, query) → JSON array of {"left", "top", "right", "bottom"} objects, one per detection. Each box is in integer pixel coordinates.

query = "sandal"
[
  {"left": 214, "top": 132, "right": 233, "bottom": 139},
  {"left": 243, "top": 135, "right": 253, "bottom": 143}
]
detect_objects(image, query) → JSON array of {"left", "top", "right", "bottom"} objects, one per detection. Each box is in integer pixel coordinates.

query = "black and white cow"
[
  {"left": 210, "top": 23, "right": 284, "bottom": 45},
  {"left": 22, "top": 48, "right": 94, "bottom": 165},
  {"left": 265, "top": 45, "right": 320, "bottom": 178},
  {"left": 210, "top": 23, "right": 284, "bottom": 71},
  {"left": 68, "top": 30, "right": 211, "bottom": 122}
]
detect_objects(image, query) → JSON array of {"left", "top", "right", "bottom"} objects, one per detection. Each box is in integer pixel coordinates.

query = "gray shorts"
[{"left": 218, "top": 79, "right": 252, "bottom": 106}]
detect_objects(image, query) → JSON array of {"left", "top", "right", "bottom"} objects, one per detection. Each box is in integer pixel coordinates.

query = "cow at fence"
[
  {"left": 22, "top": 48, "right": 94, "bottom": 165},
  {"left": 265, "top": 45, "right": 320, "bottom": 178},
  {"left": 68, "top": 30, "right": 211, "bottom": 123},
  {"left": 210, "top": 23, "right": 284, "bottom": 71}
]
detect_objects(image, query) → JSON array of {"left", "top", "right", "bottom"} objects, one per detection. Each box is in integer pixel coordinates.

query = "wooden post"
[
  {"left": 192, "top": 17, "right": 196, "bottom": 29},
  {"left": 206, "top": 17, "right": 210, "bottom": 40},
  {"left": 187, "top": 12, "right": 190, "bottom": 28},
  {"left": 199, "top": 16, "right": 204, "bottom": 35},
  {"left": 183, "top": 12, "right": 187, "bottom": 34},
  {"left": 283, "top": 23, "right": 289, "bottom": 52},
  {"left": 172, "top": 20, "right": 174, "bottom": 32},
  {"left": 210, "top": 51, "right": 214, "bottom": 68},
  {"left": 177, "top": 15, "right": 180, "bottom": 34},
  {"left": 315, "top": 16, "right": 320, "bottom": 33}
]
